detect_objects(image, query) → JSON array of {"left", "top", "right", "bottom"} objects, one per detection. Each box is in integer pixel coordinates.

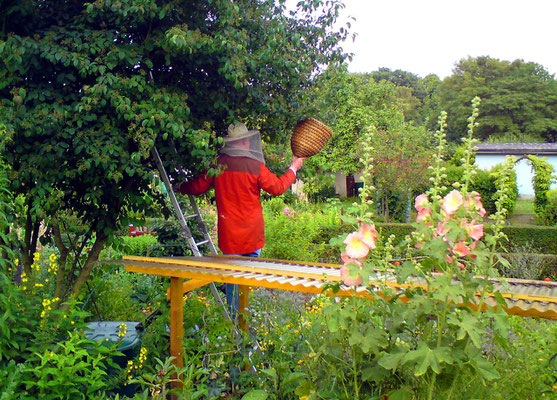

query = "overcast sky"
[{"left": 323, "top": 0, "right": 557, "bottom": 78}]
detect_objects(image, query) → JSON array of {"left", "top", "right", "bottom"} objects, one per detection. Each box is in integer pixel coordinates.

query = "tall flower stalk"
[{"left": 322, "top": 98, "right": 513, "bottom": 400}]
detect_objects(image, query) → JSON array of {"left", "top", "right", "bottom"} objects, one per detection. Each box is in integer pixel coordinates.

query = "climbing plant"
[{"left": 523, "top": 155, "right": 555, "bottom": 217}]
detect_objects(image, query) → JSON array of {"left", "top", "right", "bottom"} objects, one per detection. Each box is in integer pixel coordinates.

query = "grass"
[{"left": 513, "top": 199, "right": 535, "bottom": 215}]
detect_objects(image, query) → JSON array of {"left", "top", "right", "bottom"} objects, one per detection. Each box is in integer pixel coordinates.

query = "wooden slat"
[{"left": 123, "top": 255, "right": 341, "bottom": 282}]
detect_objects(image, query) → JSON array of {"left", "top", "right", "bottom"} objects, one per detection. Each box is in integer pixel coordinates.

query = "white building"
[{"left": 475, "top": 143, "right": 557, "bottom": 198}]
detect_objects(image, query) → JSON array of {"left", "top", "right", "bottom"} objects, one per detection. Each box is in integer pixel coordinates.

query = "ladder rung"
[
  {"left": 185, "top": 213, "right": 199, "bottom": 219},
  {"left": 195, "top": 240, "right": 210, "bottom": 246}
]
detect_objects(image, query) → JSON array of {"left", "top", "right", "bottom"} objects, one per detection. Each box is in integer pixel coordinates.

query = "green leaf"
[
  {"left": 282, "top": 371, "right": 305, "bottom": 386},
  {"left": 377, "top": 350, "right": 407, "bottom": 371},
  {"left": 327, "top": 315, "right": 339, "bottom": 333},
  {"left": 448, "top": 312, "right": 482, "bottom": 348},
  {"left": 261, "top": 368, "right": 277, "bottom": 379},
  {"left": 241, "top": 390, "right": 268, "bottom": 400},
  {"left": 469, "top": 353, "right": 500, "bottom": 381},
  {"left": 402, "top": 343, "right": 453, "bottom": 376}
]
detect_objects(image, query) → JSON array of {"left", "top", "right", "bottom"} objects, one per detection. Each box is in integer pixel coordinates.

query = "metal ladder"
[{"left": 151, "top": 147, "right": 232, "bottom": 321}]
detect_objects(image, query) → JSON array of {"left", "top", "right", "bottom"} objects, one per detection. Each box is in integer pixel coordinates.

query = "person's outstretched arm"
[
  {"left": 259, "top": 156, "right": 306, "bottom": 196},
  {"left": 174, "top": 172, "right": 214, "bottom": 195}
]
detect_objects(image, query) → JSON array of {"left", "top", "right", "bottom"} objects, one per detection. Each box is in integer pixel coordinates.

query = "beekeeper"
[{"left": 175, "top": 122, "right": 305, "bottom": 316}]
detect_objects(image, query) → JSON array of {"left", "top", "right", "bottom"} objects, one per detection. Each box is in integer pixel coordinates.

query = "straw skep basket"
[{"left": 290, "top": 118, "right": 333, "bottom": 157}]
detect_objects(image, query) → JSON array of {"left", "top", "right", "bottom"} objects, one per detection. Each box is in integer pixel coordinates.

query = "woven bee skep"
[{"left": 290, "top": 118, "right": 333, "bottom": 158}]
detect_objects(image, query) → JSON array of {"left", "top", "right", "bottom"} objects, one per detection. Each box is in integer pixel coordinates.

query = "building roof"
[{"left": 475, "top": 143, "right": 557, "bottom": 156}]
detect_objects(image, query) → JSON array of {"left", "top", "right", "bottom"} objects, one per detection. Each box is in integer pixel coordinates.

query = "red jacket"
[{"left": 176, "top": 154, "right": 296, "bottom": 254}]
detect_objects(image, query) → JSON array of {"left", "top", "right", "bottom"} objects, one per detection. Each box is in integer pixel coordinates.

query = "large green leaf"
[{"left": 402, "top": 343, "right": 454, "bottom": 376}]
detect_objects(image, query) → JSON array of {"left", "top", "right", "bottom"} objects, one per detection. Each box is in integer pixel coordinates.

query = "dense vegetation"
[{"left": 1, "top": 1, "right": 556, "bottom": 399}]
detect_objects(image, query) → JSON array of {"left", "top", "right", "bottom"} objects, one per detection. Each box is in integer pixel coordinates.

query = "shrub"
[
  {"left": 118, "top": 234, "right": 160, "bottom": 256},
  {"left": 0, "top": 274, "right": 120, "bottom": 399},
  {"left": 539, "top": 188, "right": 557, "bottom": 226},
  {"left": 262, "top": 201, "right": 329, "bottom": 262},
  {"left": 441, "top": 164, "right": 517, "bottom": 216}
]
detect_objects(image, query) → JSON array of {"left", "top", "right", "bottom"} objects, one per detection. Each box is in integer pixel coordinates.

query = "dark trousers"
[{"left": 224, "top": 249, "right": 261, "bottom": 319}]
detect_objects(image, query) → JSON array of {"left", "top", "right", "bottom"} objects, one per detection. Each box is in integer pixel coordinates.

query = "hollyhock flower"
[
  {"left": 283, "top": 207, "right": 291, "bottom": 215},
  {"left": 340, "top": 265, "right": 362, "bottom": 287},
  {"left": 441, "top": 190, "right": 463, "bottom": 216},
  {"left": 465, "top": 193, "right": 486, "bottom": 217},
  {"left": 359, "top": 224, "right": 377, "bottom": 249},
  {"left": 414, "top": 193, "right": 429, "bottom": 212},
  {"left": 452, "top": 241, "right": 471, "bottom": 257},
  {"left": 343, "top": 232, "right": 370, "bottom": 259},
  {"left": 416, "top": 208, "right": 432, "bottom": 223},
  {"left": 436, "top": 221, "right": 449, "bottom": 237},
  {"left": 466, "top": 221, "right": 484, "bottom": 241}
]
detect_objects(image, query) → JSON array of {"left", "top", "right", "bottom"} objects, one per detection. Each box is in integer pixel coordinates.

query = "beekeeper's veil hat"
[{"left": 221, "top": 122, "right": 265, "bottom": 164}]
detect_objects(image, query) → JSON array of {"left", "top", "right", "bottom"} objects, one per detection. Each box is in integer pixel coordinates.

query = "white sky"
[{"left": 318, "top": 0, "right": 557, "bottom": 79}]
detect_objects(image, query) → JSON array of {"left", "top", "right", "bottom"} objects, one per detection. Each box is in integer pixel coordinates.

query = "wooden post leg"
[
  {"left": 238, "top": 285, "right": 249, "bottom": 334},
  {"left": 169, "top": 277, "right": 184, "bottom": 397}
]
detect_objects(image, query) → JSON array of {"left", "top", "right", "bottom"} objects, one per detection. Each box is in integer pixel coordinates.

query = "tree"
[
  {"left": 0, "top": 0, "right": 349, "bottom": 300},
  {"left": 309, "top": 66, "right": 405, "bottom": 176},
  {"left": 367, "top": 125, "right": 435, "bottom": 221},
  {"left": 432, "top": 56, "right": 557, "bottom": 142}
]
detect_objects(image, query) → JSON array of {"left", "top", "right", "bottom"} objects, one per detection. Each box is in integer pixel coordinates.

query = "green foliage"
[
  {"left": 431, "top": 56, "right": 557, "bottom": 142},
  {"left": 308, "top": 66, "right": 405, "bottom": 176},
  {"left": 539, "top": 188, "right": 557, "bottom": 226},
  {"left": 0, "top": 272, "right": 121, "bottom": 399},
  {"left": 86, "top": 267, "right": 165, "bottom": 322},
  {"left": 0, "top": 0, "right": 349, "bottom": 299},
  {"left": 528, "top": 155, "right": 556, "bottom": 217},
  {"left": 118, "top": 234, "right": 160, "bottom": 257},
  {"left": 19, "top": 331, "right": 117, "bottom": 400},
  {"left": 297, "top": 104, "right": 520, "bottom": 400},
  {"left": 367, "top": 125, "right": 436, "bottom": 221},
  {"left": 262, "top": 198, "right": 329, "bottom": 262},
  {"left": 441, "top": 164, "right": 517, "bottom": 217}
]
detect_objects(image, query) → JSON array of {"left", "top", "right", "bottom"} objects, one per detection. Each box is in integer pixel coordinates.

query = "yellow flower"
[
  {"left": 118, "top": 322, "right": 128, "bottom": 338},
  {"left": 49, "top": 254, "right": 57, "bottom": 262},
  {"left": 33, "top": 252, "right": 40, "bottom": 261}
]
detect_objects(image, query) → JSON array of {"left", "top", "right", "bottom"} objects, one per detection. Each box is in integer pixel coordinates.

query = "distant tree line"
[{"left": 369, "top": 56, "right": 557, "bottom": 143}]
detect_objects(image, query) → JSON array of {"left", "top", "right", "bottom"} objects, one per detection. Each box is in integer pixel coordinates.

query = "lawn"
[{"left": 513, "top": 199, "right": 536, "bottom": 215}]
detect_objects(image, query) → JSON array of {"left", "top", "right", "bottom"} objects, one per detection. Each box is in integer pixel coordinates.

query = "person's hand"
[{"left": 290, "top": 156, "right": 306, "bottom": 173}]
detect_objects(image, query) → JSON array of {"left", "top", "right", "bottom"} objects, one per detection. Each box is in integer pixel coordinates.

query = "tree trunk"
[
  {"left": 52, "top": 223, "right": 70, "bottom": 299},
  {"left": 68, "top": 230, "right": 108, "bottom": 300},
  {"left": 21, "top": 202, "right": 40, "bottom": 276}
]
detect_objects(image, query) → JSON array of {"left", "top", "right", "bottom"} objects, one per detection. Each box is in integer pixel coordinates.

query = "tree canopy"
[
  {"left": 309, "top": 66, "right": 405, "bottom": 175},
  {"left": 0, "top": 0, "right": 350, "bottom": 298},
  {"left": 431, "top": 56, "right": 557, "bottom": 142}
]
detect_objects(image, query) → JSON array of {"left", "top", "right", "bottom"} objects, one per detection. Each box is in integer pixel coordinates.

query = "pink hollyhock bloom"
[
  {"left": 283, "top": 207, "right": 291, "bottom": 215},
  {"left": 359, "top": 224, "right": 378, "bottom": 249},
  {"left": 436, "top": 221, "right": 449, "bottom": 237},
  {"left": 441, "top": 190, "right": 463, "bottom": 216},
  {"left": 414, "top": 193, "right": 429, "bottom": 212},
  {"left": 466, "top": 221, "right": 484, "bottom": 241},
  {"left": 341, "top": 252, "right": 353, "bottom": 263},
  {"left": 340, "top": 265, "right": 362, "bottom": 287},
  {"left": 465, "top": 193, "right": 486, "bottom": 217},
  {"left": 343, "top": 232, "right": 370, "bottom": 259},
  {"left": 452, "top": 241, "right": 471, "bottom": 257},
  {"left": 416, "top": 208, "right": 432, "bottom": 223}
]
